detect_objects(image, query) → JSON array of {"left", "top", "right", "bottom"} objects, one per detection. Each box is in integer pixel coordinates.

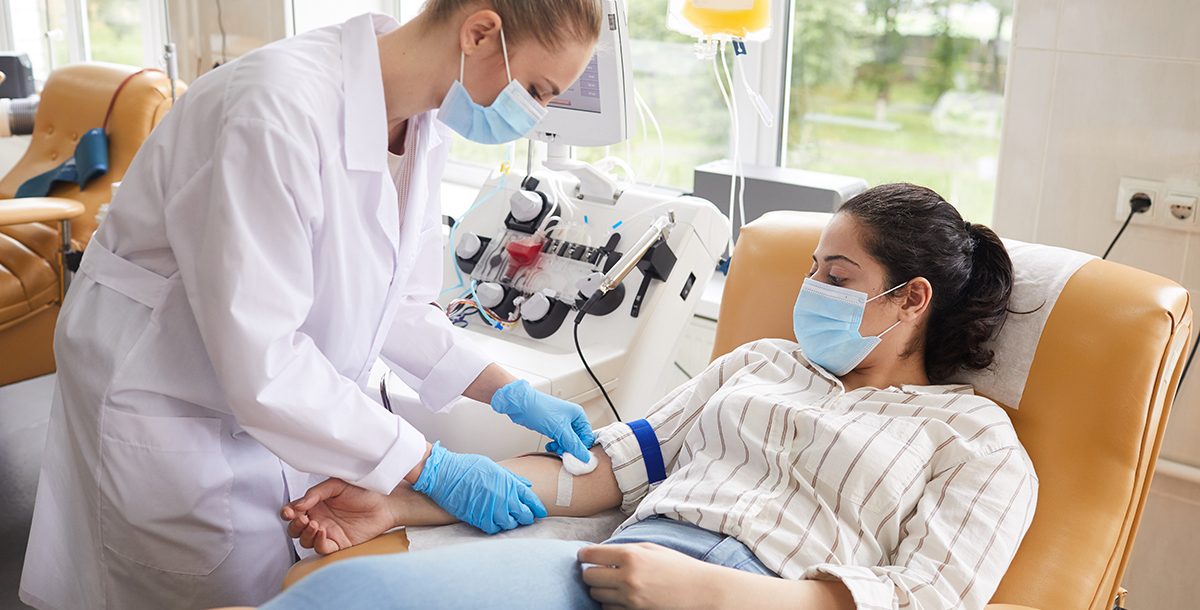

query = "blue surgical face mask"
[
  {"left": 792, "top": 277, "right": 907, "bottom": 376},
  {"left": 437, "top": 29, "right": 548, "bottom": 145}
]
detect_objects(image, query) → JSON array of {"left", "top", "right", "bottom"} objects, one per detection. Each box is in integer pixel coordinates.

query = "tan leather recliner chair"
[
  {"left": 713, "top": 211, "right": 1193, "bottom": 610},
  {"left": 270, "top": 211, "right": 1193, "bottom": 610},
  {"left": 0, "top": 63, "right": 179, "bottom": 386}
]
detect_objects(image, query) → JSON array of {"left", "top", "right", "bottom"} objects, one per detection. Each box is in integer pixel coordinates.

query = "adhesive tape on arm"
[
  {"left": 556, "top": 467, "right": 572, "bottom": 507},
  {"left": 561, "top": 452, "right": 597, "bottom": 476}
]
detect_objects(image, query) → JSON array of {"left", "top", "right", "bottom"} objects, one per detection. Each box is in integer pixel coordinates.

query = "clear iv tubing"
[
  {"left": 634, "top": 89, "right": 666, "bottom": 187},
  {"left": 616, "top": 194, "right": 696, "bottom": 232},
  {"left": 737, "top": 51, "right": 775, "bottom": 128},
  {"left": 632, "top": 90, "right": 650, "bottom": 183},
  {"left": 443, "top": 142, "right": 517, "bottom": 298},
  {"left": 536, "top": 175, "right": 566, "bottom": 235},
  {"left": 546, "top": 178, "right": 590, "bottom": 245},
  {"left": 443, "top": 173, "right": 507, "bottom": 297},
  {"left": 469, "top": 279, "right": 504, "bottom": 329},
  {"left": 722, "top": 44, "right": 748, "bottom": 246},
  {"left": 596, "top": 156, "right": 638, "bottom": 190},
  {"left": 712, "top": 43, "right": 739, "bottom": 250}
]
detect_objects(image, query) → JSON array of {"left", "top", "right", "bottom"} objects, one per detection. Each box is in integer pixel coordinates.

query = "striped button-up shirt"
[{"left": 596, "top": 339, "right": 1037, "bottom": 610}]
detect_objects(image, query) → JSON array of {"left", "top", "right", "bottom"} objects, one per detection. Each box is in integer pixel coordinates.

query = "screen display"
[{"left": 548, "top": 55, "right": 602, "bottom": 114}]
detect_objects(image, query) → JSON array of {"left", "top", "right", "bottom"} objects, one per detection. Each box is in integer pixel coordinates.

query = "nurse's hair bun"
[
  {"left": 425, "top": 0, "right": 605, "bottom": 50},
  {"left": 838, "top": 183, "right": 1014, "bottom": 383}
]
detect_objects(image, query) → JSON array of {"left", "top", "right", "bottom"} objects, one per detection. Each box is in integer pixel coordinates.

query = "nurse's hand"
[
  {"left": 413, "top": 442, "right": 548, "bottom": 535},
  {"left": 490, "top": 379, "right": 595, "bottom": 462}
]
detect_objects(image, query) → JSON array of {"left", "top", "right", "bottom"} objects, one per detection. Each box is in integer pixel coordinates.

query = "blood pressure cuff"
[
  {"left": 16, "top": 127, "right": 109, "bottom": 198},
  {"left": 627, "top": 419, "right": 667, "bottom": 485}
]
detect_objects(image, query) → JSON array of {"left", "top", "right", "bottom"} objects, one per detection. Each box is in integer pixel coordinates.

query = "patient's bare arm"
[
  {"left": 504, "top": 447, "right": 623, "bottom": 516},
  {"left": 283, "top": 446, "right": 622, "bottom": 554},
  {"left": 387, "top": 446, "right": 621, "bottom": 523}
]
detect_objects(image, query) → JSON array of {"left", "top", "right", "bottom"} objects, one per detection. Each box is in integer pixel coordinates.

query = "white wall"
[
  {"left": 164, "top": 0, "right": 404, "bottom": 84},
  {"left": 166, "top": 0, "right": 289, "bottom": 83},
  {"left": 0, "top": 136, "right": 29, "bottom": 173},
  {"left": 995, "top": 0, "right": 1200, "bottom": 604},
  {"left": 994, "top": 0, "right": 1199, "bottom": 468}
]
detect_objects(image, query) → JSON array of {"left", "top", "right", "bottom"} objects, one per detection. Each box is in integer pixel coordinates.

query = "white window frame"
[
  {"left": 286, "top": 0, "right": 410, "bottom": 36},
  {"left": 0, "top": 0, "right": 14, "bottom": 52},
  {"left": 0, "top": 0, "right": 167, "bottom": 73},
  {"left": 733, "top": 0, "right": 794, "bottom": 169},
  {"left": 141, "top": 0, "right": 169, "bottom": 70},
  {"left": 65, "top": 0, "right": 90, "bottom": 64},
  {"left": 0, "top": 0, "right": 87, "bottom": 75},
  {"left": 434, "top": 0, "right": 799, "bottom": 187}
]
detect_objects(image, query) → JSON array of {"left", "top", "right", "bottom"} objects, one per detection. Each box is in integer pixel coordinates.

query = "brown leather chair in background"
[
  {"left": 0, "top": 63, "right": 179, "bottom": 386},
  {"left": 273, "top": 211, "right": 1192, "bottom": 610}
]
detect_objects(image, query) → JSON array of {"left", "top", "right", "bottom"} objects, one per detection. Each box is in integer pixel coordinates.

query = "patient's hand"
[
  {"left": 283, "top": 446, "right": 622, "bottom": 555},
  {"left": 281, "top": 478, "right": 402, "bottom": 555}
]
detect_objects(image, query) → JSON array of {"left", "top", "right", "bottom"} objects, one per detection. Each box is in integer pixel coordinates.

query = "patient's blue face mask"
[
  {"left": 437, "top": 29, "right": 548, "bottom": 145},
  {"left": 792, "top": 277, "right": 907, "bottom": 376}
]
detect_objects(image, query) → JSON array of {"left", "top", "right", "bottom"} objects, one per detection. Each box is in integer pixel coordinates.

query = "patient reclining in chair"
[{"left": 266, "top": 184, "right": 1038, "bottom": 610}]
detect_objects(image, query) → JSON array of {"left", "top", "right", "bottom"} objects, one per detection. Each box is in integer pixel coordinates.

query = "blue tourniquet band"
[{"left": 627, "top": 419, "right": 666, "bottom": 485}]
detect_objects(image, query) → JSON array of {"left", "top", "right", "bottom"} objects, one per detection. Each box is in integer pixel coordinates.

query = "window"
[
  {"left": 290, "top": 0, "right": 401, "bottom": 35},
  {"left": 86, "top": 0, "right": 144, "bottom": 65},
  {"left": 579, "top": 0, "right": 729, "bottom": 189},
  {"left": 429, "top": 0, "right": 1011, "bottom": 220},
  {"left": 0, "top": 0, "right": 1012, "bottom": 217},
  {"left": 3, "top": 0, "right": 158, "bottom": 83},
  {"left": 445, "top": 0, "right": 730, "bottom": 191},
  {"left": 7, "top": 0, "right": 73, "bottom": 82},
  {"left": 786, "top": 0, "right": 1011, "bottom": 221}
]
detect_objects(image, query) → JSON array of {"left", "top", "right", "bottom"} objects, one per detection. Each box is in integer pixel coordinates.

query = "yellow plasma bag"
[{"left": 668, "top": 0, "right": 772, "bottom": 41}]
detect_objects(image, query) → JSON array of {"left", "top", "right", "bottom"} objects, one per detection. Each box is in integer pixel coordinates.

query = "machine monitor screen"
[
  {"left": 548, "top": 56, "right": 603, "bottom": 115},
  {"left": 530, "top": 0, "right": 632, "bottom": 148}
]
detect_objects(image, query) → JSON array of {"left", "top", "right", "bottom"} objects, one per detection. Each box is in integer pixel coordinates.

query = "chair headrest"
[{"left": 951, "top": 239, "right": 1096, "bottom": 409}]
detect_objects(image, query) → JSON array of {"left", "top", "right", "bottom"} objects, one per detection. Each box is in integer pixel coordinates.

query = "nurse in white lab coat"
[{"left": 20, "top": 2, "right": 604, "bottom": 608}]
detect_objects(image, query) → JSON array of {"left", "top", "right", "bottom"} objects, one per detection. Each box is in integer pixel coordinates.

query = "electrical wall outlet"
[
  {"left": 1163, "top": 192, "right": 1197, "bottom": 227},
  {"left": 1115, "top": 177, "right": 1164, "bottom": 226}
]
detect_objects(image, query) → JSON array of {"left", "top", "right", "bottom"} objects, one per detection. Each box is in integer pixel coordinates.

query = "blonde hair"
[{"left": 424, "top": 0, "right": 604, "bottom": 50}]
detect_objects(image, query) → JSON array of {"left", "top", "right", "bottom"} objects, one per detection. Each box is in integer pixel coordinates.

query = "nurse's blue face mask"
[
  {"left": 792, "top": 277, "right": 907, "bottom": 376},
  {"left": 437, "top": 29, "right": 548, "bottom": 145}
]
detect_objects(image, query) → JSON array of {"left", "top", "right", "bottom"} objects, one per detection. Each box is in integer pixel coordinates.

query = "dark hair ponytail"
[
  {"left": 953, "top": 221, "right": 1014, "bottom": 373},
  {"left": 838, "top": 184, "right": 1015, "bottom": 382}
]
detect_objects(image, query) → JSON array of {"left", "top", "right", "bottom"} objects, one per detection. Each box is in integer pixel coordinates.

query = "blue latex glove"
[
  {"left": 491, "top": 380, "right": 595, "bottom": 462},
  {"left": 412, "top": 442, "right": 547, "bottom": 535}
]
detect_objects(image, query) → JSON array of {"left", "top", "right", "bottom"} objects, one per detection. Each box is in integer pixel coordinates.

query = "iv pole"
[{"left": 161, "top": 0, "right": 177, "bottom": 102}]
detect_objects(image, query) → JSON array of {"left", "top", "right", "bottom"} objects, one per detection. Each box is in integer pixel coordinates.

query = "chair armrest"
[
  {"left": 0, "top": 197, "right": 87, "bottom": 227},
  {"left": 986, "top": 605, "right": 1043, "bottom": 610},
  {"left": 282, "top": 529, "right": 411, "bottom": 589}
]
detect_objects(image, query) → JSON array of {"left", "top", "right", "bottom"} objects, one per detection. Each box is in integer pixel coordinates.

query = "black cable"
[
  {"left": 1103, "top": 193, "right": 1152, "bottom": 260},
  {"left": 215, "top": 0, "right": 228, "bottom": 64},
  {"left": 674, "top": 361, "right": 693, "bottom": 379},
  {"left": 1102, "top": 208, "right": 1136, "bottom": 260},
  {"left": 573, "top": 318, "right": 621, "bottom": 422},
  {"left": 378, "top": 375, "right": 394, "bottom": 413},
  {"left": 1100, "top": 194, "right": 1197, "bottom": 385},
  {"left": 1181, "top": 331, "right": 1198, "bottom": 385}
]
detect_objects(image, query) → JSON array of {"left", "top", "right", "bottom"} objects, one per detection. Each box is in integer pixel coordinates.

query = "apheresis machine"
[{"left": 376, "top": 0, "right": 730, "bottom": 461}]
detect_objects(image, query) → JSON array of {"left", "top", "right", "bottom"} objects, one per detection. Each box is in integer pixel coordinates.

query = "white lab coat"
[{"left": 20, "top": 14, "right": 493, "bottom": 610}]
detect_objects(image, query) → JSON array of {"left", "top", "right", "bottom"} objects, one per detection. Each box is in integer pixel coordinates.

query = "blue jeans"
[{"left": 262, "top": 517, "right": 778, "bottom": 609}]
